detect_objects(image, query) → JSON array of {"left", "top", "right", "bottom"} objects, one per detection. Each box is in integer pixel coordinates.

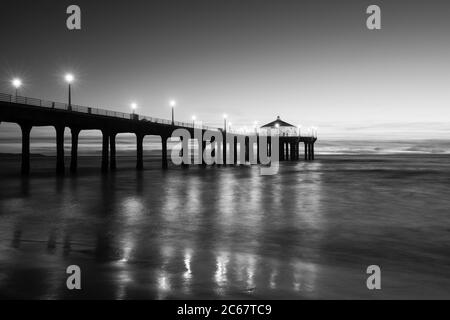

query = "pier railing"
[
  {"left": 0, "top": 92, "right": 317, "bottom": 137},
  {"left": 0, "top": 92, "right": 220, "bottom": 131}
]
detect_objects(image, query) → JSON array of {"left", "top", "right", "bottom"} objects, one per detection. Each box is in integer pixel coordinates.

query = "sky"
[{"left": 1, "top": 0, "right": 450, "bottom": 140}]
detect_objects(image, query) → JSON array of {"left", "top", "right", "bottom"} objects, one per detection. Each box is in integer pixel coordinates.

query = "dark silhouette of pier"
[{"left": 0, "top": 93, "right": 317, "bottom": 175}]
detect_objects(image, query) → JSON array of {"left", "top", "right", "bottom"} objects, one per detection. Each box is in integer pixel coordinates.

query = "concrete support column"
[
  {"left": 70, "top": 128, "right": 80, "bottom": 173},
  {"left": 222, "top": 132, "right": 227, "bottom": 166},
  {"left": 136, "top": 134, "right": 144, "bottom": 171},
  {"left": 110, "top": 132, "right": 117, "bottom": 171},
  {"left": 256, "top": 135, "right": 260, "bottom": 164},
  {"left": 311, "top": 143, "right": 315, "bottom": 160},
  {"left": 162, "top": 136, "right": 168, "bottom": 169},
  {"left": 268, "top": 138, "right": 271, "bottom": 157},
  {"left": 245, "top": 137, "right": 249, "bottom": 162},
  {"left": 308, "top": 143, "right": 312, "bottom": 161},
  {"left": 55, "top": 125, "right": 65, "bottom": 175},
  {"left": 101, "top": 130, "right": 109, "bottom": 173},
  {"left": 20, "top": 123, "right": 32, "bottom": 175},
  {"left": 202, "top": 140, "right": 207, "bottom": 166},
  {"left": 210, "top": 136, "right": 216, "bottom": 165},
  {"left": 233, "top": 138, "right": 237, "bottom": 164},
  {"left": 292, "top": 143, "right": 296, "bottom": 160},
  {"left": 304, "top": 143, "right": 308, "bottom": 161},
  {"left": 180, "top": 136, "right": 189, "bottom": 168}
]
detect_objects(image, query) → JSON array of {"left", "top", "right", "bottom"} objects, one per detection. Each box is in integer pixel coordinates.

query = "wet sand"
[{"left": 1, "top": 154, "right": 450, "bottom": 299}]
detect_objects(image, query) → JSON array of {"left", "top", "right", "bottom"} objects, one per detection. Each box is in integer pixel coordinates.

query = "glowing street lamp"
[
  {"left": 64, "top": 73, "right": 74, "bottom": 110},
  {"left": 192, "top": 115, "right": 196, "bottom": 127},
  {"left": 253, "top": 121, "right": 258, "bottom": 134},
  {"left": 12, "top": 78, "right": 22, "bottom": 98},
  {"left": 65, "top": 73, "right": 74, "bottom": 83},
  {"left": 131, "top": 102, "right": 138, "bottom": 114},
  {"left": 170, "top": 100, "right": 176, "bottom": 125},
  {"left": 275, "top": 123, "right": 280, "bottom": 135}
]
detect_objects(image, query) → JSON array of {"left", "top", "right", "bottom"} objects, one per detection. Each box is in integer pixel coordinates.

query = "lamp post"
[
  {"left": 254, "top": 121, "right": 258, "bottom": 134},
  {"left": 192, "top": 115, "right": 196, "bottom": 128},
  {"left": 170, "top": 100, "right": 176, "bottom": 125},
  {"left": 223, "top": 114, "right": 228, "bottom": 131},
  {"left": 12, "top": 78, "right": 22, "bottom": 100},
  {"left": 65, "top": 73, "right": 74, "bottom": 111}
]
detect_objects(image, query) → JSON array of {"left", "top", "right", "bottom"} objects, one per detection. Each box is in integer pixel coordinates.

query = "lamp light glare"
[
  {"left": 65, "top": 73, "right": 74, "bottom": 84},
  {"left": 12, "top": 78, "right": 22, "bottom": 89}
]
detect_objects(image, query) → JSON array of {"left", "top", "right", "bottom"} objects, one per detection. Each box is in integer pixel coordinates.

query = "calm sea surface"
[{"left": 0, "top": 154, "right": 450, "bottom": 299}]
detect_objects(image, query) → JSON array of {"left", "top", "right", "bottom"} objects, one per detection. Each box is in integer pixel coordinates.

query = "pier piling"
[
  {"left": 55, "top": 125, "right": 65, "bottom": 175},
  {"left": 70, "top": 128, "right": 80, "bottom": 173},
  {"left": 20, "top": 123, "right": 32, "bottom": 175},
  {"left": 101, "top": 130, "right": 109, "bottom": 173},
  {"left": 110, "top": 132, "right": 117, "bottom": 171},
  {"left": 136, "top": 134, "right": 144, "bottom": 171},
  {"left": 162, "top": 136, "right": 168, "bottom": 169}
]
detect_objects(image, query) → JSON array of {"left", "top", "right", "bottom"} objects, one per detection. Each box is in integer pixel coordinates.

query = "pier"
[{"left": 0, "top": 93, "right": 317, "bottom": 175}]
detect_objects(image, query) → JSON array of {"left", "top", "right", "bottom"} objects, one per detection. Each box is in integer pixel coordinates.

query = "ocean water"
[
  {"left": 0, "top": 154, "right": 450, "bottom": 299},
  {"left": 318, "top": 139, "right": 450, "bottom": 155}
]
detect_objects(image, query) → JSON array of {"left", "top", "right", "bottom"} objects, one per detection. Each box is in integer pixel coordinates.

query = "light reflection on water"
[
  {"left": 1, "top": 155, "right": 450, "bottom": 299},
  {"left": 183, "top": 249, "right": 192, "bottom": 294},
  {"left": 215, "top": 251, "right": 230, "bottom": 295}
]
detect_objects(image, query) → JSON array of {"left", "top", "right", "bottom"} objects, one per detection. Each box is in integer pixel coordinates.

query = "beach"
[{"left": 0, "top": 153, "right": 450, "bottom": 299}]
